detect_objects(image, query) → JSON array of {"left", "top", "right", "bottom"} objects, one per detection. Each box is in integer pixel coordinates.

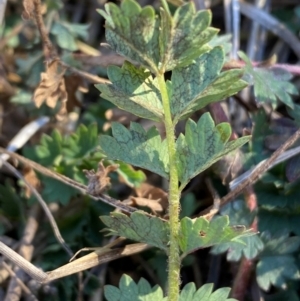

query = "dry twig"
[
  {"left": 0, "top": 147, "right": 138, "bottom": 214},
  {"left": 201, "top": 127, "right": 300, "bottom": 216}
]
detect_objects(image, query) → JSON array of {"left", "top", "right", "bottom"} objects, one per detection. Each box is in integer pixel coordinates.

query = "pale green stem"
[
  {"left": 157, "top": 73, "right": 180, "bottom": 301},
  {"left": 160, "top": 0, "right": 171, "bottom": 15}
]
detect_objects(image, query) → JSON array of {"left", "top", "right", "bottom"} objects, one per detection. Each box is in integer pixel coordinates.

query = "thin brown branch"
[
  {"left": 3, "top": 205, "right": 42, "bottom": 300},
  {"left": 1, "top": 160, "right": 73, "bottom": 257},
  {"left": 31, "top": 0, "right": 108, "bottom": 84},
  {"left": 240, "top": 1, "right": 300, "bottom": 59},
  {"left": 224, "top": 59, "right": 300, "bottom": 76},
  {"left": 59, "top": 61, "right": 109, "bottom": 84},
  {"left": 46, "top": 243, "right": 150, "bottom": 282},
  {"left": 32, "top": 0, "right": 57, "bottom": 60},
  {"left": 231, "top": 187, "right": 258, "bottom": 300},
  {"left": 0, "top": 147, "right": 138, "bottom": 214},
  {"left": 200, "top": 127, "right": 300, "bottom": 215},
  {"left": 0, "top": 22, "right": 25, "bottom": 50},
  {"left": 0, "top": 240, "right": 149, "bottom": 283},
  {"left": 2, "top": 262, "right": 39, "bottom": 301}
]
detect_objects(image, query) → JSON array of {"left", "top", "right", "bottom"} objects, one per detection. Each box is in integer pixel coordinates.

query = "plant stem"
[
  {"left": 160, "top": 0, "right": 171, "bottom": 15},
  {"left": 157, "top": 73, "right": 180, "bottom": 301}
]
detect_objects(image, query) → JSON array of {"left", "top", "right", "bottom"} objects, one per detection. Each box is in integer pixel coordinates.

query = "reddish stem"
[
  {"left": 209, "top": 104, "right": 259, "bottom": 300},
  {"left": 223, "top": 59, "right": 300, "bottom": 75},
  {"left": 231, "top": 187, "right": 258, "bottom": 301}
]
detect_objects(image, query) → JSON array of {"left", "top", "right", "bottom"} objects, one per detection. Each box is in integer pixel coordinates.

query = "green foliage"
[
  {"left": 51, "top": 21, "right": 89, "bottom": 51},
  {"left": 40, "top": 176, "right": 78, "bottom": 205},
  {"left": 12, "top": 0, "right": 300, "bottom": 299},
  {"left": 211, "top": 200, "right": 264, "bottom": 261},
  {"left": 179, "top": 215, "right": 253, "bottom": 256},
  {"left": 10, "top": 89, "right": 33, "bottom": 104},
  {"left": 97, "top": 0, "right": 160, "bottom": 74},
  {"left": 169, "top": 47, "right": 247, "bottom": 121},
  {"left": 16, "top": 52, "right": 44, "bottom": 87},
  {"left": 176, "top": 113, "right": 250, "bottom": 187},
  {"left": 100, "top": 211, "right": 170, "bottom": 251},
  {"left": 239, "top": 51, "right": 298, "bottom": 109},
  {"left": 96, "top": 62, "right": 164, "bottom": 122},
  {"left": 159, "top": 4, "right": 218, "bottom": 71},
  {"left": 100, "top": 114, "right": 249, "bottom": 185},
  {"left": 115, "top": 161, "right": 146, "bottom": 188},
  {"left": 63, "top": 124, "right": 98, "bottom": 159},
  {"left": 96, "top": 1, "right": 252, "bottom": 299},
  {"left": 101, "top": 212, "right": 253, "bottom": 256},
  {"left": 256, "top": 231, "right": 300, "bottom": 290},
  {"left": 104, "top": 275, "right": 164, "bottom": 301},
  {"left": 98, "top": 0, "right": 217, "bottom": 74},
  {"left": 0, "top": 183, "right": 24, "bottom": 222},
  {"left": 179, "top": 283, "right": 237, "bottom": 301},
  {"left": 265, "top": 290, "right": 300, "bottom": 301},
  {"left": 95, "top": 47, "right": 247, "bottom": 124},
  {"left": 287, "top": 103, "right": 300, "bottom": 126},
  {"left": 180, "top": 193, "right": 198, "bottom": 218},
  {"left": 23, "top": 123, "right": 144, "bottom": 204},
  {"left": 100, "top": 122, "right": 169, "bottom": 178},
  {"left": 104, "top": 274, "right": 238, "bottom": 301},
  {"left": 212, "top": 109, "right": 300, "bottom": 291},
  {"left": 208, "top": 34, "right": 232, "bottom": 57}
]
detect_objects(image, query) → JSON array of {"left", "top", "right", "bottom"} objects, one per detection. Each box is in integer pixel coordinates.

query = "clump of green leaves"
[
  {"left": 23, "top": 123, "right": 145, "bottom": 205},
  {"left": 239, "top": 52, "right": 298, "bottom": 109},
  {"left": 212, "top": 110, "right": 300, "bottom": 298},
  {"left": 95, "top": 0, "right": 252, "bottom": 300},
  {"left": 104, "top": 275, "right": 238, "bottom": 301}
]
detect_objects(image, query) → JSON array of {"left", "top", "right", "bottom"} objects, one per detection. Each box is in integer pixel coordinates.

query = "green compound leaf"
[
  {"left": 160, "top": 3, "right": 218, "bottom": 71},
  {"left": 97, "top": 0, "right": 160, "bottom": 73},
  {"left": 104, "top": 275, "right": 164, "bottom": 301},
  {"left": 211, "top": 200, "right": 264, "bottom": 261},
  {"left": 115, "top": 161, "right": 146, "bottom": 188},
  {"left": 256, "top": 231, "right": 300, "bottom": 291},
  {"left": 0, "top": 184, "right": 24, "bottom": 220},
  {"left": 176, "top": 113, "right": 250, "bottom": 187},
  {"left": 208, "top": 34, "right": 232, "bottom": 57},
  {"left": 212, "top": 235, "right": 264, "bottom": 261},
  {"left": 257, "top": 256, "right": 300, "bottom": 291},
  {"left": 95, "top": 62, "right": 163, "bottom": 121},
  {"left": 180, "top": 283, "right": 237, "bottom": 301},
  {"left": 63, "top": 124, "right": 98, "bottom": 159},
  {"left": 264, "top": 290, "right": 300, "bottom": 301},
  {"left": 239, "top": 51, "right": 298, "bottom": 109},
  {"left": 16, "top": 51, "right": 44, "bottom": 87},
  {"left": 169, "top": 47, "right": 247, "bottom": 121},
  {"left": 179, "top": 215, "right": 253, "bottom": 256},
  {"left": 24, "top": 129, "right": 63, "bottom": 166},
  {"left": 99, "top": 122, "right": 169, "bottom": 178},
  {"left": 100, "top": 211, "right": 169, "bottom": 251},
  {"left": 104, "top": 275, "right": 237, "bottom": 301},
  {"left": 51, "top": 21, "right": 89, "bottom": 51},
  {"left": 40, "top": 175, "right": 78, "bottom": 205},
  {"left": 98, "top": 1, "right": 219, "bottom": 74}
]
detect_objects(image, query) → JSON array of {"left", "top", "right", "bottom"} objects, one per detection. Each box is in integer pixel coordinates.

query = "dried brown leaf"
[
  {"left": 129, "top": 197, "right": 164, "bottom": 213},
  {"left": 33, "top": 60, "right": 68, "bottom": 119},
  {"left": 134, "top": 183, "right": 168, "bottom": 212},
  {"left": 23, "top": 166, "right": 41, "bottom": 198},
  {"left": 84, "top": 160, "right": 119, "bottom": 195}
]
